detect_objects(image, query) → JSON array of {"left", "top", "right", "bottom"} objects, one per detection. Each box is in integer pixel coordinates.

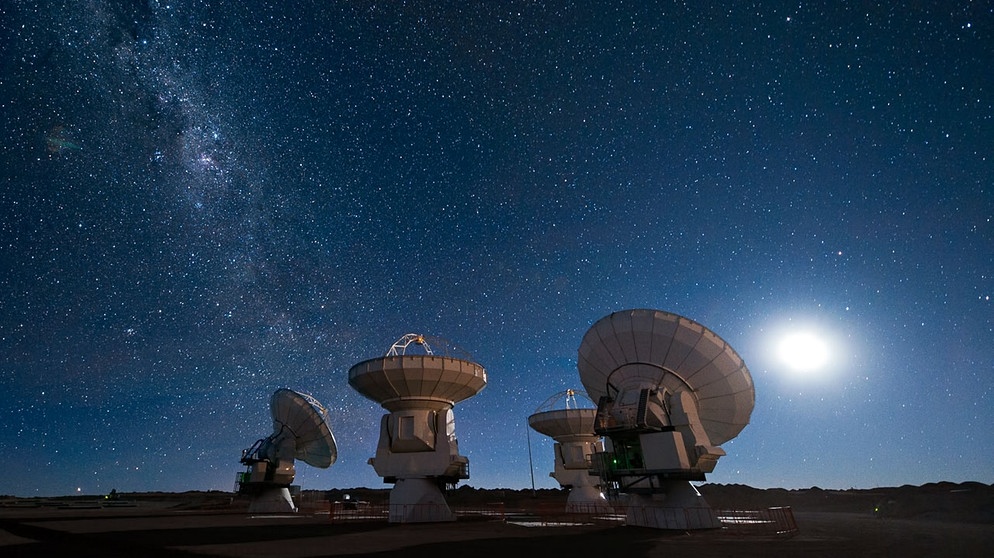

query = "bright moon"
[{"left": 777, "top": 332, "right": 829, "bottom": 373}]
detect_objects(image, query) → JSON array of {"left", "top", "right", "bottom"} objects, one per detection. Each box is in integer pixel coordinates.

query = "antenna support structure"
[
  {"left": 236, "top": 389, "right": 338, "bottom": 513},
  {"left": 528, "top": 389, "right": 613, "bottom": 513},
  {"left": 578, "top": 310, "right": 755, "bottom": 530},
  {"left": 349, "top": 333, "right": 487, "bottom": 523}
]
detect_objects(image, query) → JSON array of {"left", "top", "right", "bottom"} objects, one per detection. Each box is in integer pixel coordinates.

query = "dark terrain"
[{"left": 1, "top": 482, "right": 991, "bottom": 557}]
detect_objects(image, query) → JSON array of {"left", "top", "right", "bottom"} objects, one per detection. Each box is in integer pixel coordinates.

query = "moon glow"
[{"left": 777, "top": 331, "right": 830, "bottom": 373}]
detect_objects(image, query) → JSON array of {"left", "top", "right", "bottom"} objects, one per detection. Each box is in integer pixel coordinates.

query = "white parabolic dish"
[
  {"left": 528, "top": 408, "right": 598, "bottom": 439},
  {"left": 270, "top": 388, "right": 338, "bottom": 468},
  {"left": 348, "top": 355, "right": 487, "bottom": 410},
  {"left": 528, "top": 391, "right": 599, "bottom": 440},
  {"left": 577, "top": 309, "right": 754, "bottom": 445}
]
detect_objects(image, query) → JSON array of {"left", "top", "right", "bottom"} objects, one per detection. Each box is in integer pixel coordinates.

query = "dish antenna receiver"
[
  {"left": 528, "top": 389, "right": 612, "bottom": 513},
  {"left": 349, "top": 333, "right": 486, "bottom": 523},
  {"left": 236, "top": 389, "right": 338, "bottom": 513},
  {"left": 578, "top": 309, "right": 754, "bottom": 529}
]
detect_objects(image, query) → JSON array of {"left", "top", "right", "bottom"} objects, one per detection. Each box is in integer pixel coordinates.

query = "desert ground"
[{"left": 1, "top": 482, "right": 991, "bottom": 557}]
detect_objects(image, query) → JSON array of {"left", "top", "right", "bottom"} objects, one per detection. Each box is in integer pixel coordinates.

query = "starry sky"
[{"left": 2, "top": 1, "right": 992, "bottom": 497}]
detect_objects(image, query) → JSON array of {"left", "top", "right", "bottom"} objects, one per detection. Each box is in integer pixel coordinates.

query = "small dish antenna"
[
  {"left": 236, "top": 388, "right": 338, "bottom": 513},
  {"left": 349, "top": 333, "right": 486, "bottom": 523},
  {"left": 528, "top": 389, "right": 612, "bottom": 513},
  {"left": 578, "top": 309, "right": 754, "bottom": 530}
]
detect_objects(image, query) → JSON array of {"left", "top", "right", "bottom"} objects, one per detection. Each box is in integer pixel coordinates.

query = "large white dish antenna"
[
  {"left": 348, "top": 334, "right": 487, "bottom": 523},
  {"left": 528, "top": 409, "right": 599, "bottom": 439},
  {"left": 237, "top": 388, "right": 338, "bottom": 514},
  {"left": 270, "top": 388, "right": 338, "bottom": 468},
  {"left": 527, "top": 390, "right": 599, "bottom": 440},
  {"left": 527, "top": 389, "right": 610, "bottom": 513},
  {"left": 349, "top": 355, "right": 487, "bottom": 411},
  {"left": 577, "top": 309, "right": 754, "bottom": 446}
]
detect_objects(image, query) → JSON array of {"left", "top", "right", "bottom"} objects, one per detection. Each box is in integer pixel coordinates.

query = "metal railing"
[
  {"left": 715, "top": 506, "right": 799, "bottom": 536},
  {"left": 321, "top": 499, "right": 798, "bottom": 536},
  {"left": 325, "top": 501, "right": 506, "bottom": 523}
]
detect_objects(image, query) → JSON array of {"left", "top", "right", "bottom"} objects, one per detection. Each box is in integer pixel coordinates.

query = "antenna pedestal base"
[
  {"left": 388, "top": 478, "right": 455, "bottom": 523},
  {"left": 623, "top": 482, "right": 720, "bottom": 530},
  {"left": 566, "top": 484, "right": 613, "bottom": 513},
  {"left": 247, "top": 487, "right": 297, "bottom": 514}
]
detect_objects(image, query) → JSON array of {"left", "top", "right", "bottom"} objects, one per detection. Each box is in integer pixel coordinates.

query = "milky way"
[{"left": 1, "top": 1, "right": 991, "bottom": 496}]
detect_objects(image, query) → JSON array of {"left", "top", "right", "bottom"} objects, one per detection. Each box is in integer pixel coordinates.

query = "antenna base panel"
[
  {"left": 386, "top": 478, "right": 456, "bottom": 523},
  {"left": 245, "top": 487, "right": 298, "bottom": 514},
  {"left": 624, "top": 488, "right": 721, "bottom": 530}
]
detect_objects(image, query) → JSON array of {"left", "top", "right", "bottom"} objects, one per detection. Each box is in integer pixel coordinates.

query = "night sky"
[{"left": 2, "top": 1, "right": 992, "bottom": 497}]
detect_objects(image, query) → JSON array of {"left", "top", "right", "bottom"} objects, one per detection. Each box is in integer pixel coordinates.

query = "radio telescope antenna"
[
  {"left": 349, "top": 334, "right": 486, "bottom": 523},
  {"left": 528, "top": 389, "right": 612, "bottom": 513},
  {"left": 578, "top": 309, "right": 754, "bottom": 530},
  {"left": 236, "top": 388, "right": 338, "bottom": 513}
]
